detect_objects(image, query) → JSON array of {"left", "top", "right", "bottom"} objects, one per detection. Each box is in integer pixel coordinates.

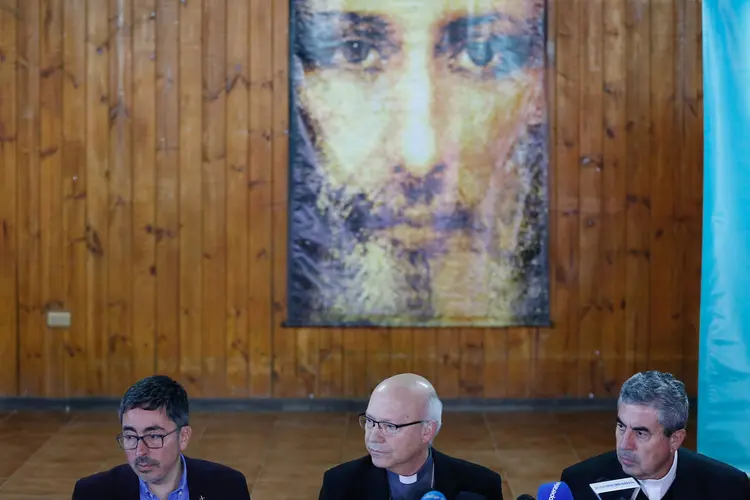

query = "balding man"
[{"left": 318, "top": 373, "right": 504, "bottom": 500}]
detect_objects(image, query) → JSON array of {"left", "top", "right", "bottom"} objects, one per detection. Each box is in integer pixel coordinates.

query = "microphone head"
[
  {"left": 537, "top": 481, "right": 573, "bottom": 500},
  {"left": 421, "top": 492, "right": 447, "bottom": 500},
  {"left": 516, "top": 495, "right": 536, "bottom": 500}
]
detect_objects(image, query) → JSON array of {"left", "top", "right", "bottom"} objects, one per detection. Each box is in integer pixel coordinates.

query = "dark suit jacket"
[
  {"left": 560, "top": 448, "right": 750, "bottom": 500},
  {"left": 72, "top": 456, "right": 251, "bottom": 500},
  {"left": 318, "top": 448, "right": 504, "bottom": 500}
]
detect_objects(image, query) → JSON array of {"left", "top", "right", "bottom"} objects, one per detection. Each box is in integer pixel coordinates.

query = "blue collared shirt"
[{"left": 139, "top": 454, "right": 189, "bottom": 500}]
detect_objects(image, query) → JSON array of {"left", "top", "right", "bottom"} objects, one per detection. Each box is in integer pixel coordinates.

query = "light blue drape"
[{"left": 698, "top": 0, "right": 750, "bottom": 475}]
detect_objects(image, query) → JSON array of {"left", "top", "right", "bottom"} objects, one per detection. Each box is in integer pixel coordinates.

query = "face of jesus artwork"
[{"left": 288, "top": 0, "right": 550, "bottom": 327}]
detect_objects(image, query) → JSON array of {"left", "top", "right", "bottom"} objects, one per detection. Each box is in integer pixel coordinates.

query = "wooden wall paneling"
[
  {"left": 342, "top": 329, "right": 367, "bottom": 398},
  {"left": 538, "top": 0, "right": 581, "bottom": 398},
  {"left": 107, "top": 0, "right": 135, "bottom": 396},
  {"left": 225, "top": 0, "right": 251, "bottom": 397},
  {"left": 248, "top": 0, "right": 273, "bottom": 397},
  {"left": 390, "top": 328, "right": 414, "bottom": 382},
  {"left": 39, "top": 0, "right": 65, "bottom": 397},
  {"left": 600, "top": 0, "right": 628, "bottom": 395},
  {"left": 296, "top": 325, "right": 319, "bottom": 397},
  {"left": 62, "top": 0, "right": 88, "bottom": 396},
  {"left": 649, "top": 0, "right": 682, "bottom": 378},
  {"left": 85, "top": 0, "right": 110, "bottom": 395},
  {"left": 680, "top": 0, "right": 703, "bottom": 395},
  {"left": 17, "top": 0, "right": 44, "bottom": 396},
  {"left": 0, "top": 0, "right": 18, "bottom": 396},
  {"left": 366, "top": 330, "right": 392, "bottom": 397},
  {"left": 459, "top": 329, "right": 484, "bottom": 397},
  {"left": 482, "top": 327, "right": 506, "bottom": 398},
  {"left": 506, "top": 328, "right": 534, "bottom": 398},
  {"left": 2, "top": 0, "right": 707, "bottom": 400},
  {"left": 434, "top": 329, "right": 459, "bottom": 398},
  {"left": 154, "top": 0, "right": 180, "bottom": 383},
  {"left": 318, "top": 328, "right": 343, "bottom": 397},
  {"left": 625, "top": 0, "right": 652, "bottom": 376},
  {"left": 201, "top": 0, "right": 228, "bottom": 397},
  {"left": 272, "top": 0, "right": 298, "bottom": 398},
  {"left": 577, "top": 0, "right": 604, "bottom": 397},
  {"left": 132, "top": 0, "right": 158, "bottom": 384},
  {"left": 179, "top": 0, "right": 204, "bottom": 396}
]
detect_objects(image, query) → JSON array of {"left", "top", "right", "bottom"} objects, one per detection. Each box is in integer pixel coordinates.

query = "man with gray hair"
[
  {"left": 560, "top": 370, "right": 750, "bottom": 500},
  {"left": 318, "top": 373, "right": 504, "bottom": 499}
]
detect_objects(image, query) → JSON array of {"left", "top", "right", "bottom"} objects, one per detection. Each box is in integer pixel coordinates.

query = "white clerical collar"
[
  {"left": 638, "top": 449, "right": 679, "bottom": 500},
  {"left": 398, "top": 473, "right": 417, "bottom": 484}
]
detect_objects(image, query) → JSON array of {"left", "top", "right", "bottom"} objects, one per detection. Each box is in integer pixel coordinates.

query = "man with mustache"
[
  {"left": 72, "top": 375, "right": 251, "bottom": 500},
  {"left": 560, "top": 370, "right": 750, "bottom": 500},
  {"left": 318, "top": 373, "right": 504, "bottom": 499}
]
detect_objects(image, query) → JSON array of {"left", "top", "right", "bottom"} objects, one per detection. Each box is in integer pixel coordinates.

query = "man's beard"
[{"left": 287, "top": 100, "right": 549, "bottom": 327}]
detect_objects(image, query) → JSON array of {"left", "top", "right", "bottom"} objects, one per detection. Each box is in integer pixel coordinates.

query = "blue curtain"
[{"left": 698, "top": 0, "right": 750, "bottom": 475}]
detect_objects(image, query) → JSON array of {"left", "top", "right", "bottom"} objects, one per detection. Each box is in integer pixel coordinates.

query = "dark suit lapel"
[
  {"left": 432, "top": 449, "right": 459, "bottom": 500},
  {"left": 113, "top": 464, "right": 140, "bottom": 500},
  {"left": 365, "top": 460, "right": 390, "bottom": 500},
  {"left": 185, "top": 457, "right": 208, "bottom": 500},
  {"left": 667, "top": 450, "right": 696, "bottom": 500}
]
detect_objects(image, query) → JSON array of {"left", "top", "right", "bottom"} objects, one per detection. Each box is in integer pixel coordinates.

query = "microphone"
[
  {"left": 588, "top": 477, "right": 641, "bottom": 500},
  {"left": 537, "top": 482, "right": 573, "bottom": 500},
  {"left": 517, "top": 495, "right": 536, "bottom": 500},
  {"left": 421, "top": 492, "right": 447, "bottom": 500}
]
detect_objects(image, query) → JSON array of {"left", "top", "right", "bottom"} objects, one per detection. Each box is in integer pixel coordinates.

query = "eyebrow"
[
  {"left": 296, "top": 11, "right": 392, "bottom": 41},
  {"left": 441, "top": 11, "right": 527, "bottom": 34},
  {"left": 365, "top": 413, "right": 394, "bottom": 424},
  {"left": 616, "top": 417, "right": 652, "bottom": 433},
  {"left": 122, "top": 425, "right": 166, "bottom": 433}
]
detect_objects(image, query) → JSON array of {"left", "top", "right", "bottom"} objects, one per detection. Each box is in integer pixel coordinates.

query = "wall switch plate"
[{"left": 47, "top": 311, "right": 71, "bottom": 328}]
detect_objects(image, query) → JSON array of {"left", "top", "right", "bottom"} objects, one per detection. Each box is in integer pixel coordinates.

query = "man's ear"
[
  {"left": 179, "top": 425, "right": 193, "bottom": 451},
  {"left": 669, "top": 429, "right": 686, "bottom": 452},
  {"left": 422, "top": 421, "right": 437, "bottom": 444}
]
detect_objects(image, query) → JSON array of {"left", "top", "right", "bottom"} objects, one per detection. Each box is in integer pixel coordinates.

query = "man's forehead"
[
  {"left": 122, "top": 407, "right": 170, "bottom": 428},
  {"left": 618, "top": 403, "right": 661, "bottom": 426},
  {"left": 298, "top": 0, "right": 538, "bottom": 22},
  {"left": 367, "top": 392, "right": 419, "bottom": 419}
]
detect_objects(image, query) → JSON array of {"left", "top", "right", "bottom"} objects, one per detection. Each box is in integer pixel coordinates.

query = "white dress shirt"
[{"left": 638, "top": 450, "right": 678, "bottom": 500}]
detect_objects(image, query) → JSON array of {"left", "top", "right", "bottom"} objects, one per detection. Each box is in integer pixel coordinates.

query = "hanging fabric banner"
[
  {"left": 698, "top": 0, "right": 750, "bottom": 475},
  {"left": 286, "top": 0, "right": 550, "bottom": 327}
]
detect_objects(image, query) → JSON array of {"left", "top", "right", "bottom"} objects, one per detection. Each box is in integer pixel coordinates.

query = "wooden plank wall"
[{"left": 0, "top": 0, "right": 704, "bottom": 399}]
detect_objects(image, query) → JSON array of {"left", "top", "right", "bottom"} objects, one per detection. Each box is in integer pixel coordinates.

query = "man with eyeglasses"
[
  {"left": 318, "top": 373, "right": 504, "bottom": 499},
  {"left": 72, "top": 375, "right": 251, "bottom": 500}
]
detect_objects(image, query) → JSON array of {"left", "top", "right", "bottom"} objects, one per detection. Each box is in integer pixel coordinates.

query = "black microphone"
[{"left": 516, "top": 494, "right": 536, "bottom": 500}]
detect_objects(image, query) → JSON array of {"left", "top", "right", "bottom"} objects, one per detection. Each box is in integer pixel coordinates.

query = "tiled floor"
[{"left": 0, "top": 409, "right": 697, "bottom": 499}]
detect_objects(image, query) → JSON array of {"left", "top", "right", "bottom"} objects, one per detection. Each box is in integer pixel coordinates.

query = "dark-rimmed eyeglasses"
[
  {"left": 358, "top": 413, "right": 425, "bottom": 436},
  {"left": 116, "top": 427, "right": 180, "bottom": 450}
]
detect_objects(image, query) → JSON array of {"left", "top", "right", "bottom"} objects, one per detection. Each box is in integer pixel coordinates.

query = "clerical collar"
[
  {"left": 390, "top": 448, "right": 433, "bottom": 484},
  {"left": 637, "top": 450, "right": 679, "bottom": 500}
]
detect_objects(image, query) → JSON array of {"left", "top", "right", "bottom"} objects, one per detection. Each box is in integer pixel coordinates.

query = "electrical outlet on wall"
[{"left": 47, "top": 311, "right": 71, "bottom": 328}]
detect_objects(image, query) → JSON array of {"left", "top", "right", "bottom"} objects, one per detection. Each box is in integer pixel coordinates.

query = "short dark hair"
[
  {"left": 618, "top": 370, "right": 688, "bottom": 436},
  {"left": 118, "top": 375, "right": 190, "bottom": 427}
]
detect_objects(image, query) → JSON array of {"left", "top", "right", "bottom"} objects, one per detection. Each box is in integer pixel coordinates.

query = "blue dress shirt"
[{"left": 139, "top": 454, "right": 189, "bottom": 500}]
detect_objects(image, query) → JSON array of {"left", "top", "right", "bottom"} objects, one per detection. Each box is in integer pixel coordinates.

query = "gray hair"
[
  {"left": 119, "top": 375, "right": 190, "bottom": 427},
  {"left": 423, "top": 390, "right": 443, "bottom": 441},
  {"left": 618, "top": 371, "right": 688, "bottom": 436}
]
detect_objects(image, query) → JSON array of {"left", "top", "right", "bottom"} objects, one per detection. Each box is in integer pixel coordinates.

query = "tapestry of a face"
[{"left": 287, "top": 0, "right": 550, "bottom": 327}]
